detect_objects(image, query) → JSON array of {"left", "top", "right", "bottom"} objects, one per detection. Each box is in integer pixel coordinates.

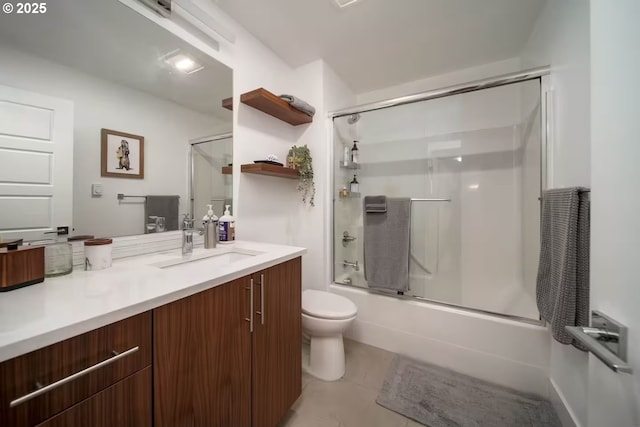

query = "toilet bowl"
[{"left": 302, "top": 290, "right": 357, "bottom": 381}]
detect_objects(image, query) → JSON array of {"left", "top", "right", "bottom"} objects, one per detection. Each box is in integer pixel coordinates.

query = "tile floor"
[{"left": 278, "top": 339, "right": 423, "bottom": 427}]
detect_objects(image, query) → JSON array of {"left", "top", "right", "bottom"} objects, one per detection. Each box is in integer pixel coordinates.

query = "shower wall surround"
[{"left": 333, "top": 79, "right": 542, "bottom": 321}]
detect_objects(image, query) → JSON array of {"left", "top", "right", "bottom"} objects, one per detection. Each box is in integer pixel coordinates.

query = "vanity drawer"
[{"left": 0, "top": 311, "right": 151, "bottom": 427}]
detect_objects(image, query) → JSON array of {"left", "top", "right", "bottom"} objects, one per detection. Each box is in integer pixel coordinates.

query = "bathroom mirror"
[
  {"left": 190, "top": 133, "right": 233, "bottom": 228},
  {"left": 0, "top": 0, "right": 232, "bottom": 240}
]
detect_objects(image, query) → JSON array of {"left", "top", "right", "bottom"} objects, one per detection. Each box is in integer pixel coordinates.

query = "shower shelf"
[
  {"left": 222, "top": 166, "right": 232, "bottom": 175},
  {"left": 240, "top": 88, "right": 313, "bottom": 126},
  {"left": 339, "top": 162, "right": 360, "bottom": 170},
  {"left": 221, "top": 97, "right": 233, "bottom": 111},
  {"left": 346, "top": 192, "right": 361, "bottom": 198}
]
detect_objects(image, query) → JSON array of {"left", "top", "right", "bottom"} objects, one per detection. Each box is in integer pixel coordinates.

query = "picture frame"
[{"left": 101, "top": 128, "right": 144, "bottom": 179}]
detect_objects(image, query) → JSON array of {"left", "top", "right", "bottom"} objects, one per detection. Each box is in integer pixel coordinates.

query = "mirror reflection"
[
  {"left": 0, "top": 0, "right": 232, "bottom": 241},
  {"left": 190, "top": 133, "right": 233, "bottom": 229}
]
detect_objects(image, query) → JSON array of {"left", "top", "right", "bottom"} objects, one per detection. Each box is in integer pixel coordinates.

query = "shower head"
[{"left": 347, "top": 113, "right": 360, "bottom": 125}]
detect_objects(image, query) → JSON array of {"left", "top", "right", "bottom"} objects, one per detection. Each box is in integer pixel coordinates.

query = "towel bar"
[
  {"left": 117, "top": 193, "right": 180, "bottom": 200},
  {"left": 565, "top": 311, "right": 632, "bottom": 374}
]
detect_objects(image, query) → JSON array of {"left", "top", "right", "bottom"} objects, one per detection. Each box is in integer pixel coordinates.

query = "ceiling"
[
  {"left": 0, "top": 0, "right": 232, "bottom": 119},
  {"left": 216, "top": 0, "right": 546, "bottom": 93}
]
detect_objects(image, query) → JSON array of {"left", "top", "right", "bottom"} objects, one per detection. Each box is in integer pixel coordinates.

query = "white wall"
[
  {"left": 589, "top": 1, "right": 640, "bottom": 425},
  {"left": 520, "top": 1, "right": 591, "bottom": 425},
  {"left": 356, "top": 58, "right": 521, "bottom": 105},
  {"left": 0, "top": 42, "right": 224, "bottom": 238},
  {"left": 131, "top": 0, "right": 358, "bottom": 291}
]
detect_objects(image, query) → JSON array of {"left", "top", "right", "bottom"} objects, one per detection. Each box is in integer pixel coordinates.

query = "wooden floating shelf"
[
  {"left": 240, "top": 88, "right": 313, "bottom": 126},
  {"left": 240, "top": 163, "right": 299, "bottom": 179},
  {"left": 221, "top": 97, "right": 233, "bottom": 111},
  {"left": 221, "top": 166, "right": 233, "bottom": 175}
]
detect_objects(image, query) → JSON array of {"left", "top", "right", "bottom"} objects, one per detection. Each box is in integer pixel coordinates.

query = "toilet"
[{"left": 301, "top": 290, "right": 358, "bottom": 381}]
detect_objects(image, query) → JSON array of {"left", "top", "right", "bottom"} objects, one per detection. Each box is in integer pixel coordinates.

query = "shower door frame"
[{"left": 328, "top": 67, "right": 552, "bottom": 325}]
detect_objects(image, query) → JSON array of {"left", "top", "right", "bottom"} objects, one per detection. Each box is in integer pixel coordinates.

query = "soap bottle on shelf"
[
  {"left": 219, "top": 205, "right": 235, "bottom": 244},
  {"left": 350, "top": 140, "right": 359, "bottom": 164},
  {"left": 343, "top": 144, "right": 350, "bottom": 167},
  {"left": 349, "top": 175, "right": 359, "bottom": 193},
  {"left": 339, "top": 186, "right": 348, "bottom": 198},
  {"left": 202, "top": 204, "right": 218, "bottom": 249}
]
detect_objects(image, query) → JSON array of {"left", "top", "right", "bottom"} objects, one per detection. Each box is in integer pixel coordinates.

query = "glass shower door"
[{"left": 333, "top": 79, "right": 542, "bottom": 320}]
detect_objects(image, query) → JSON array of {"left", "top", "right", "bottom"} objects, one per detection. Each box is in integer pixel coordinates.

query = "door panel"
[
  {"left": 0, "top": 85, "right": 73, "bottom": 241},
  {"left": 252, "top": 257, "right": 302, "bottom": 427},
  {"left": 154, "top": 278, "right": 252, "bottom": 427},
  {"left": 35, "top": 367, "right": 152, "bottom": 427}
]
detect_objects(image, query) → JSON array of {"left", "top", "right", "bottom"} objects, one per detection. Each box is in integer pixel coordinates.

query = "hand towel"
[
  {"left": 364, "top": 195, "right": 387, "bottom": 213},
  {"left": 536, "top": 187, "right": 590, "bottom": 349},
  {"left": 279, "top": 94, "right": 316, "bottom": 116},
  {"left": 363, "top": 197, "right": 411, "bottom": 292}
]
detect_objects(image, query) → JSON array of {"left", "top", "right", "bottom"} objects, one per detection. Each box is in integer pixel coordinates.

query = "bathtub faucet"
[{"left": 343, "top": 259, "right": 359, "bottom": 271}]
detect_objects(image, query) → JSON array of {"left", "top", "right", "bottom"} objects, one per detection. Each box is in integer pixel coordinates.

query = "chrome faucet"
[
  {"left": 343, "top": 259, "right": 359, "bottom": 271},
  {"left": 182, "top": 214, "right": 195, "bottom": 255}
]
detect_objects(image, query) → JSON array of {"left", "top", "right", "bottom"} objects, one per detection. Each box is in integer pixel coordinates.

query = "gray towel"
[
  {"left": 279, "top": 94, "right": 316, "bottom": 116},
  {"left": 536, "top": 187, "right": 590, "bottom": 349},
  {"left": 364, "top": 195, "right": 387, "bottom": 213},
  {"left": 364, "top": 197, "right": 411, "bottom": 292},
  {"left": 144, "top": 196, "right": 180, "bottom": 233}
]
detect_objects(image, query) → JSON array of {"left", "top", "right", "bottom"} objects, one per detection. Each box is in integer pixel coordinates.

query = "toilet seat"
[{"left": 302, "top": 290, "right": 358, "bottom": 320}]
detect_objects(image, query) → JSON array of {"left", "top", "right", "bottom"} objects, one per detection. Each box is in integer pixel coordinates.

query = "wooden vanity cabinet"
[
  {"left": 154, "top": 256, "right": 302, "bottom": 427},
  {"left": 35, "top": 367, "right": 152, "bottom": 427},
  {"left": 153, "top": 277, "right": 252, "bottom": 427},
  {"left": 252, "top": 257, "right": 302, "bottom": 427},
  {"left": 0, "top": 256, "right": 301, "bottom": 427},
  {"left": 0, "top": 312, "right": 152, "bottom": 427}
]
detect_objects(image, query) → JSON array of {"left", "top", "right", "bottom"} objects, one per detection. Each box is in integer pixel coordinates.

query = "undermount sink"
[{"left": 150, "top": 249, "right": 260, "bottom": 269}]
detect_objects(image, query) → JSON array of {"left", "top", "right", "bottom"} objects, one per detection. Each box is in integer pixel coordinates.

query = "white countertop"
[{"left": 0, "top": 241, "right": 306, "bottom": 363}]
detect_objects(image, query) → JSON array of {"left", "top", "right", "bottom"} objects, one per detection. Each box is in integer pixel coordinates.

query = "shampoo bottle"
[
  {"left": 219, "top": 205, "right": 235, "bottom": 244},
  {"left": 350, "top": 140, "right": 359, "bottom": 164}
]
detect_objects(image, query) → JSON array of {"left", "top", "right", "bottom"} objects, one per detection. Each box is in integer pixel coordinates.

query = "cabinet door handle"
[
  {"left": 245, "top": 278, "right": 254, "bottom": 333},
  {"left": 10, "top": 346, "right": 139, "bottom": 408},
  {"left": 259, "top": 274, "right": 265, "bottom": 325}
]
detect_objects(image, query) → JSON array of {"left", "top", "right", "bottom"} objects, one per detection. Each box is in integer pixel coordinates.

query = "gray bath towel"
[
  {"left": 536, "top": 188, "right": 590, "bottom": 349},
  {"left": 279, "top": 94, "right": 316, "bottom": 116},
  {"left": 144, "top": 195, "right": 180, "bottom": 233},
  {"left": 364, "top": 197, "right": 411, "bottom": 292},
  {"left": 364, "top": 195, "right": 387, "bottom": 213}
]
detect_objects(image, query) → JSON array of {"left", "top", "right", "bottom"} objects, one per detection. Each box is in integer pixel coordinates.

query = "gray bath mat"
[{"left": 377, "top": 356, "right": 561, "bottom": 427}]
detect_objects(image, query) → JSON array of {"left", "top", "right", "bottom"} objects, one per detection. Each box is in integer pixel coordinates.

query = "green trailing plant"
[{"left": 287, "top": 145, "right": 315, "bottom": 206}]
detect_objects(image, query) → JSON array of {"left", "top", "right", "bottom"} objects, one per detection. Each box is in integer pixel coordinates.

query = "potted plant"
[{"left": 287, "top": 145, "right": 315, "bottom": 206}]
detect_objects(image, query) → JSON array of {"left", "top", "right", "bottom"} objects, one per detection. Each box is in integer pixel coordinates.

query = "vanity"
[{"left": 0, "top": 241, "right": 305, "bottom": 427}]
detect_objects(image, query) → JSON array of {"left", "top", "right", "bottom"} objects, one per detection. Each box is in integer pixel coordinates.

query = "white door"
[
  {"left": 589, "top": 1, "right": 640, "bottom": 425},
  {"left": 0, "top": 85, "right": 74, "bottom": 242}
]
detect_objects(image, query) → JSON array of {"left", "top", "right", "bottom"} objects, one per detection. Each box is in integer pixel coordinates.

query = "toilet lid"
[{"left": 302, "top": 290, "right": 357, "bottom": 320}]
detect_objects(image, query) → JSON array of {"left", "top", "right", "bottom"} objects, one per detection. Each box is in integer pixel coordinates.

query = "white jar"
[{"left": 84, "top": 238, "right": 113, "bottom": 271}]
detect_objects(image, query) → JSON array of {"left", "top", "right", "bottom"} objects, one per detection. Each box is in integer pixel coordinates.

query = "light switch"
[{"left": 91, "top": 183, "right": 103, "bottom": 197}]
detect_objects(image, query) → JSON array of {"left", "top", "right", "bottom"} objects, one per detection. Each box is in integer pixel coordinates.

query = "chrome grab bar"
[
  {"left": 565, "top": 310, "right": 632, "bottom": 374},
  {"left": 10, "top": 346, "right": 139, "bottom": 408}
]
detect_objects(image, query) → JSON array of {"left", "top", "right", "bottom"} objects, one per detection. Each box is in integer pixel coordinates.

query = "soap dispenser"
[
  {"left": 202, "top": 204, "right": 218, "bottom": 249},
  {"left": 219, "top": 205, "right": 235, "bottom": 244}
]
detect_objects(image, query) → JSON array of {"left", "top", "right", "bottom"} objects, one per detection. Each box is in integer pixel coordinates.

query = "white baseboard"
[{"left": 549, "top": 378, "right": 582, "bottom": 427}]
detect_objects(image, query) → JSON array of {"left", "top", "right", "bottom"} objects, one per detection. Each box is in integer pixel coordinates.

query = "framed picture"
[{"left": 101, "top": 129, "right": 144, "bottom": 179}]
